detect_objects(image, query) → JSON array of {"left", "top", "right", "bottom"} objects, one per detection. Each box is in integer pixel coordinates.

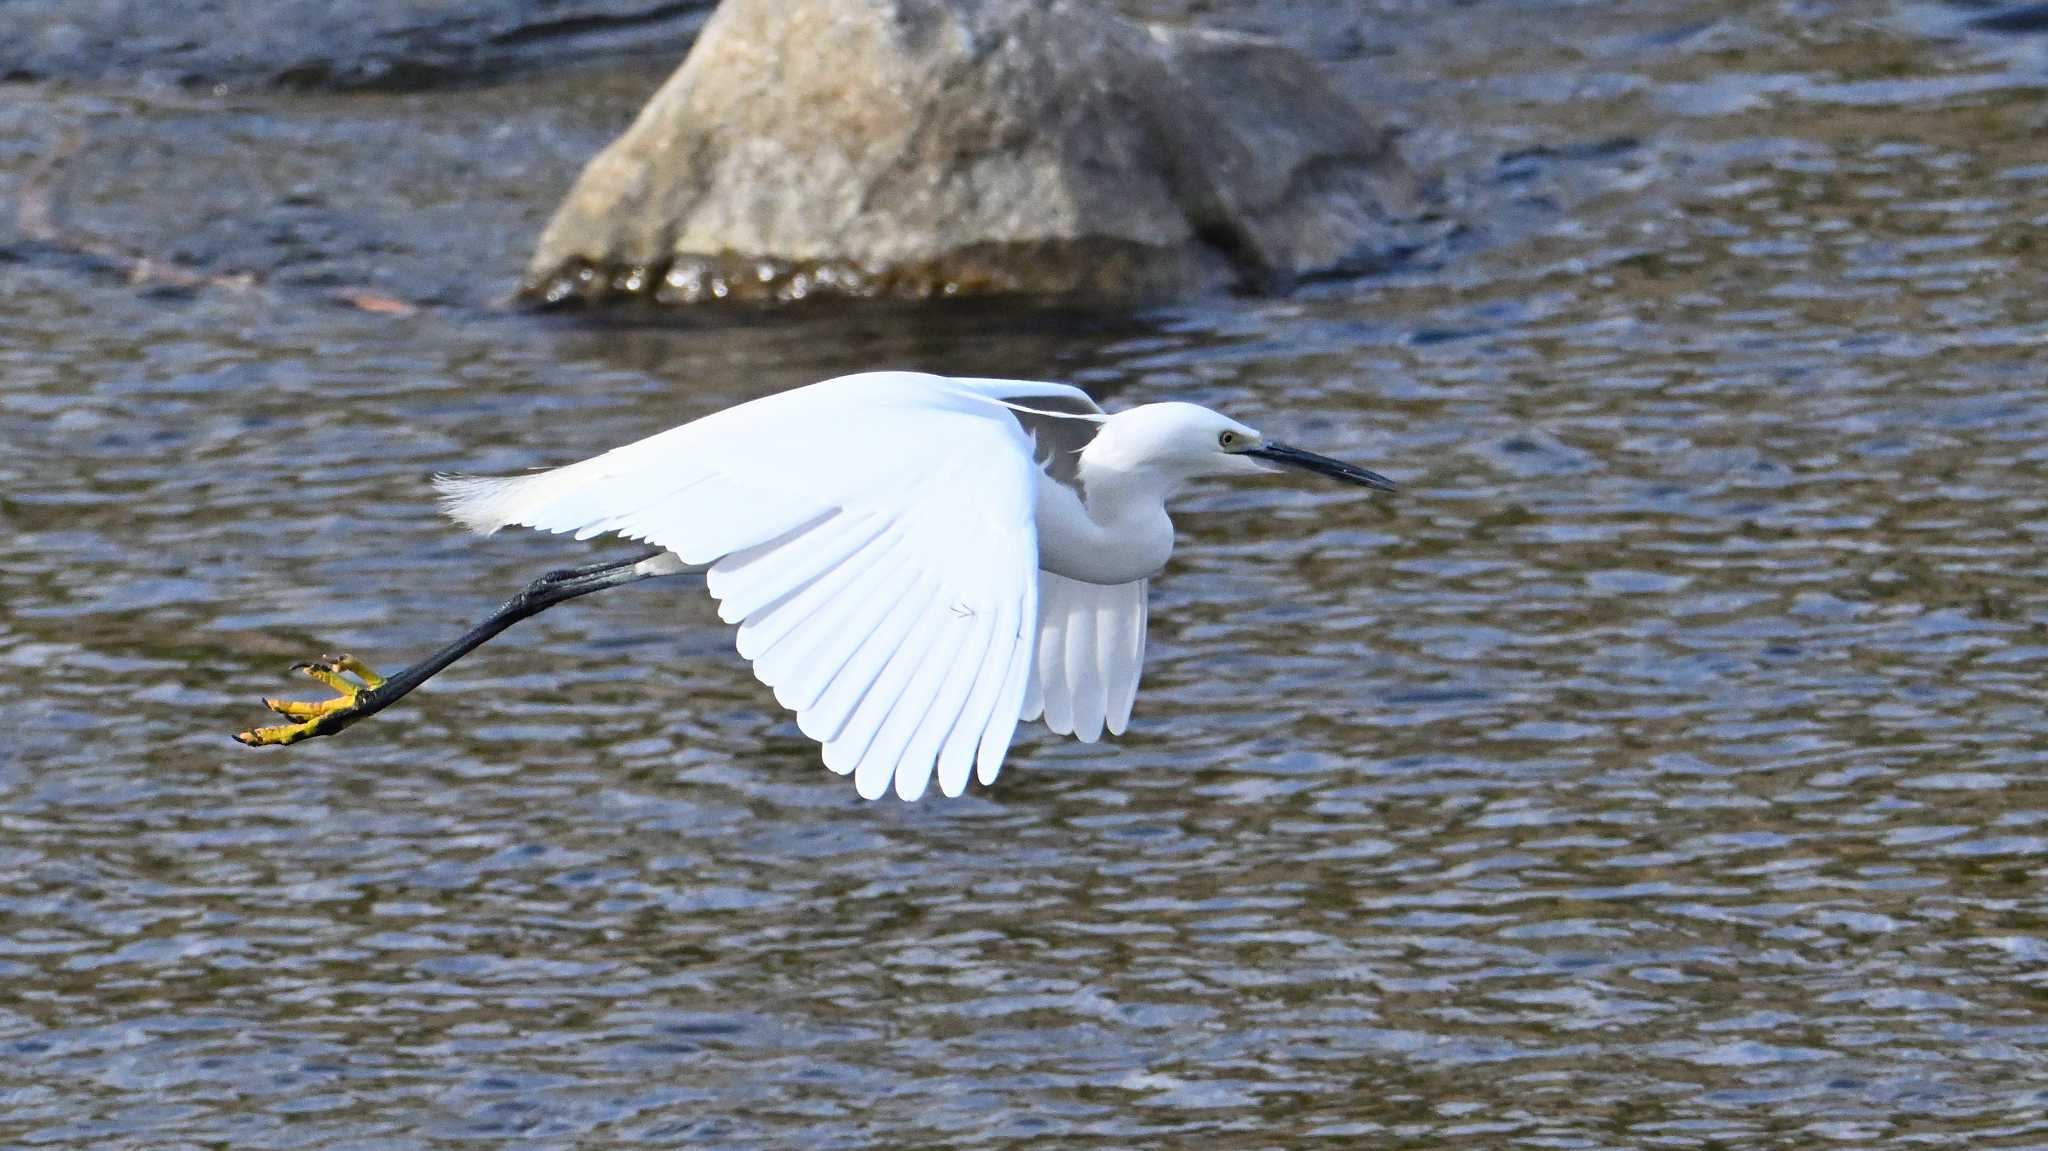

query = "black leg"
[{"left": 236, "top": 550, "right": 672, "bottom": 747}]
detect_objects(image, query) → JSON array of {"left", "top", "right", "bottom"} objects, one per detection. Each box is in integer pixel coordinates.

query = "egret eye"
[{"left": 1219, "top": 430, "right": 1241, "bottom": 449}]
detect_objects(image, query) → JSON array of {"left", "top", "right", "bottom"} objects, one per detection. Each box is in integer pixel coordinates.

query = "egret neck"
[{"left": 1035, "top": 445, "right": 1177, "bottom": 586}]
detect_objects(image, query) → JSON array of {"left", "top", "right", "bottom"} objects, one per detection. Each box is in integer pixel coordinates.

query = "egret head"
[{"left": 1093, "top": 402, "right": 1395, "bottom": 491}]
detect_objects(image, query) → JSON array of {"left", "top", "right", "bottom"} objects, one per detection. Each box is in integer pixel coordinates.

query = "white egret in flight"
[{"left": 237, "top": 371, "right": 1394, "bottom": 800}]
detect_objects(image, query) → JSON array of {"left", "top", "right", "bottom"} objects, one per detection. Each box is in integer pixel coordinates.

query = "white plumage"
[
  {"left": 1025, "top": 572, "right": 1147, "bottom": 743},
  {"left": 425, "top": 370, "right": 1392, "bottom": 800}
]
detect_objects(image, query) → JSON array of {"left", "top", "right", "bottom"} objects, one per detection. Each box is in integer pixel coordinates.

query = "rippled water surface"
[{"left": 5, "top": 2, "right": 2048, "bottom": 1146}]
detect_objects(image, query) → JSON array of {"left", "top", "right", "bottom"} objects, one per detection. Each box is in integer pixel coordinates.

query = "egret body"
[{"left": 238, "top": 371, "right": 1393, "bottom": 800}]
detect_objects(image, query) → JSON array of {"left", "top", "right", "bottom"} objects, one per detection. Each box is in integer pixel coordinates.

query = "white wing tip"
[{"left": 894, "top": 765, "right": 932, "bottom": 803}]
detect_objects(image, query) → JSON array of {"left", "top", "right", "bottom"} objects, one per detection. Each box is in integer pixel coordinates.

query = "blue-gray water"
[{"left": 4, "top": 2, "right": 2048, "bottom": 1146}]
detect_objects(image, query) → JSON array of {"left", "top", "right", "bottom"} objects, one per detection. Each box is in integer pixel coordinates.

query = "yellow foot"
[{"left": 235, "top": 653, "right": 388, "bottom": 747}]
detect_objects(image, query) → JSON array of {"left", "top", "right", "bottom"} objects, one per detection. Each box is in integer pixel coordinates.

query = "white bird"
[{"left": 237, "top": 370, "right": 1394, "bottom": 800}]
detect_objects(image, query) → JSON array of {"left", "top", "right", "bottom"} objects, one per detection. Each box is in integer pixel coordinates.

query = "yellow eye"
[{"left": 1219, "top": 431, "right": 1240, "bottom": 449}]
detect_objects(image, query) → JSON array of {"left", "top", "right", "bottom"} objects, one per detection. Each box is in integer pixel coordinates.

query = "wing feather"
[
  {"left": 1106, "top": 581, "right": 1148, "bottom": 735},
  {"left": 768, "top": 545, "right": 922, "bottom": 718},
  {"left": 435, "top": 371, "right": 1050, "bottom": 800},
  {"left": 977, "top": 594, "right": 1038, "bottom": 787},
  {"left": 1036, "top": 575, "right": 1074, "bottom": 735},
  {"left": 901, "top": 605, "right": 996, "bottom": 801},
  {"left": 810, "top": 572, "right": 940, "bottom": 752},
  {"left": 937, "top": 593, "right": 1022, "bottom": 798},
  {"left": 740, "top": 529, "right": 906, "bottom": 665},
  {"left": 827, "top": 581, "right": 952, "bottom": 783},
  {"left": 708, "top": 510, "right": 886, "bottom": 624},
  {"left": 860, "top": 610, "right": 975, "bottom": 801},
  {"left": 1030, "top": 572, "right": 1150, "bottom": 744},
  {"left": 1066, "top": 596, "right": 1105, "bottom": 742}
]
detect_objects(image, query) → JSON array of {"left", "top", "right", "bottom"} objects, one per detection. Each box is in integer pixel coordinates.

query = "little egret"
[{"left": 237, "top": 371, "right": 1394, "bottom": 800}]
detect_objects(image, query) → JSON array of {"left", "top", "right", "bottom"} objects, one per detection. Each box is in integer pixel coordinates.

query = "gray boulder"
[{"left": 522, "top": 0, "right": 1425, "bottom": 305}]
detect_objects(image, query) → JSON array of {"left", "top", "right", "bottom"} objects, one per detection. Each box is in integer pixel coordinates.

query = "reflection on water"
[{"left": 4, "top": 2, "right": 2048, "bottom": 1147}]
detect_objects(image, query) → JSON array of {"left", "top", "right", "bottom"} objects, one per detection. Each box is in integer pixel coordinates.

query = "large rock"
[{"left": 522, "top": 0, "right": 1426, "bottom": 306}]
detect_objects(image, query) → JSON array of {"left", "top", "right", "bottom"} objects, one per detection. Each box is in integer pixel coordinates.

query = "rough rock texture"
[
  {"left": 522, "top": 0, "right": 1426, "bottom": 305},
  {"left": 0, "top": 0, "right": 714, "bottom": 90}
]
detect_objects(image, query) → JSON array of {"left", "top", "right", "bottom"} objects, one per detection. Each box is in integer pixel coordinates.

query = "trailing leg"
[{"left": 236, "top": 550, "right": 671, "bottom": 747}]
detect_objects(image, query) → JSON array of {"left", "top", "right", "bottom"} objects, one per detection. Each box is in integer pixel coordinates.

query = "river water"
[{"left": 3, "top": 2, "right": 2047, "bottom": 1147}]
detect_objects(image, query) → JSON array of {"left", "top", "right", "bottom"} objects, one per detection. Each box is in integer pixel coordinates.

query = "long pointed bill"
[{"left": 1245, "top": 442, "right": 1396, "bottom": 491}]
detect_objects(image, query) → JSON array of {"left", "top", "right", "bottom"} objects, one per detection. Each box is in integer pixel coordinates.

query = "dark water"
[{"left": 5, "top": 3, "right": 2048, "bottom": 1146}]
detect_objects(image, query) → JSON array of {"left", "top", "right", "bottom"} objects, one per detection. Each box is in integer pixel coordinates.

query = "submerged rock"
[{"left": 522, "top": 0, "right": 1426, "bottom": 306}]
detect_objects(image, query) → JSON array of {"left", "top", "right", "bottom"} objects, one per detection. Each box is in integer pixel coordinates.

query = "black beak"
[{"left": 1245, "top": 442, "right": 1397, "bottom": 491}]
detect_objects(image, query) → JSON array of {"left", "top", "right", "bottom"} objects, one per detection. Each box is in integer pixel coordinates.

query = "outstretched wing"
[
  {"left": 435, "top": 371, "right": 1049, "bottom": 800},
  {"left": 1024, "top": 572, "right": 1149, "bottom": 743}
]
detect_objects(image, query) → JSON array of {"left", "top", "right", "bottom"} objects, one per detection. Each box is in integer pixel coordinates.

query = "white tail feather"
[{"left": 432, "top": 472, "right": 555, "bottom": 535}]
